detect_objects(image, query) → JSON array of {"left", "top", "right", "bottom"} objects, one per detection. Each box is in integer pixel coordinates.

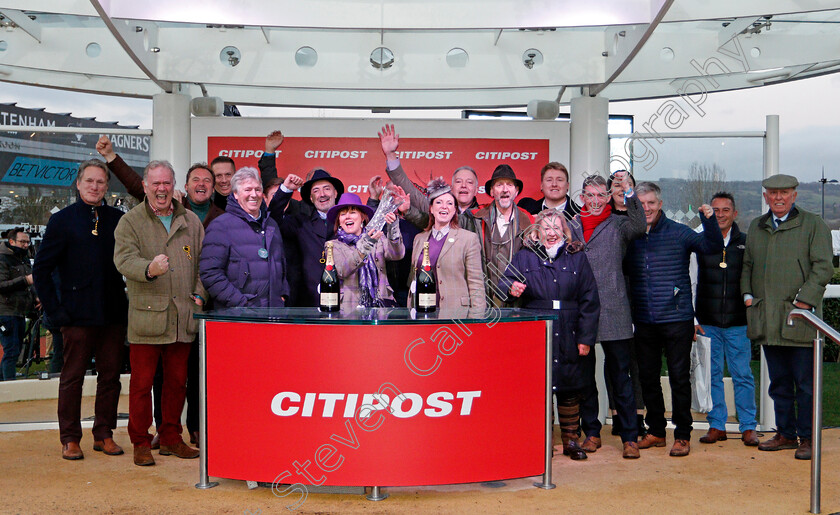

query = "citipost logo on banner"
[{"left": 207, "top": 137, "right": 549, "bottom": 199}]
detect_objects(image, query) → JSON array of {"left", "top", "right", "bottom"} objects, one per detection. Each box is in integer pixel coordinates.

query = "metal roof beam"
[
  {"left": 89, "top": 0, "right": 172, "bottom": 93},
  {"left": 0, "top": 8, "right": 41, "bottom": 43}
]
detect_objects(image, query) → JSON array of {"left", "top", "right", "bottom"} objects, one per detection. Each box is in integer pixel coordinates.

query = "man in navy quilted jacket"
[{"left": 625, "top": 181, "right": 723, "bottom": 457}]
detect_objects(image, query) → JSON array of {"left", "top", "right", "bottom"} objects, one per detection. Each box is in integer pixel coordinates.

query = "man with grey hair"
[
  {"left": 201, "top": 167, "right": 289, "bottom": 307},
  {"left": 625, "top": 181, "right": 723, "bottom": 457},
  {"left": 114, "top": 160, "right": 207, "bottom": 466},
  {"left": 34, "top": 158, "right": 129, "bottom": 461}
]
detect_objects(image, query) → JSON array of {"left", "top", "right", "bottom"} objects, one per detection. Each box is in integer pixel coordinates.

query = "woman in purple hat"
[{"left": 326, "top": 192, "right": 406, "bottom": 310}]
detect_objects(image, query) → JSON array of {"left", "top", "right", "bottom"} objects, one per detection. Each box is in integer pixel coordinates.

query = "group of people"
[{"left": 13, "top": 123, "right": 831, "bottom": 469}]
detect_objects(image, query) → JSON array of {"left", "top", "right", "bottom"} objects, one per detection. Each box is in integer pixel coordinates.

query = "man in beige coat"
[{"left": 114, "top": 160, "right": 207, "bottom": 467}]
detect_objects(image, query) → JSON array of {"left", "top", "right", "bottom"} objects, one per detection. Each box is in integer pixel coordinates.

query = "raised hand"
[
  {"left": 283, "top": 173, "right": 304, "bottom": 191},
  {"left": 392, "top": 185, "right": 410, "bottom": 213},
  {"left": 699, "top": 204, "right": 714, "bottom": 218},
  {"left": 265, "top": 130, "right": 284, "bottom": 153},
  {"left": 369, "top": 175, "right": 384, "bottom": 201},
  {"left": 96, "top": 135, "right": 117, "bottom": 162},
  {"left": 378, "top": 124, "right": 399, "bottom": 158}
]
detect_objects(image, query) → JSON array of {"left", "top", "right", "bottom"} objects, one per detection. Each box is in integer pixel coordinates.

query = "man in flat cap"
[{"left": 742, "top": 173, "right": 833, "bottom": 460}]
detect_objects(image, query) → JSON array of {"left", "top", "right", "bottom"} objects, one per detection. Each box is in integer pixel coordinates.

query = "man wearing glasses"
[{"left": 0, "top": 228, "right": 37, "bottom": 381}]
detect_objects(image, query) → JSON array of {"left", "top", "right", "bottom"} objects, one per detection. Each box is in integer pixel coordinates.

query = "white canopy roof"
[{"left": 1, "top": 1, "right": 839, "bottom": 109}]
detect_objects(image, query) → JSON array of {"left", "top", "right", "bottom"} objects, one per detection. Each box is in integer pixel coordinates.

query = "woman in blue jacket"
[{"left": 501, "top": 210, "right": 600, "bottom": 460}]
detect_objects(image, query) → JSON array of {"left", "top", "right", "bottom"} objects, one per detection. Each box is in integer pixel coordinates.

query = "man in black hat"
[
  {"left": 742, "top": 173, "right": 833, "bottom": 460},
  {"left": 268, "top": 167, "right": 345, "bottom": 306},
  {"left": 473, "top": 164, "right": 534, "bottom": 306}
]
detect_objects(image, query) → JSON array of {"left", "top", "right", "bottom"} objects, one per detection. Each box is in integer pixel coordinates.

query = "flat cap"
[{"left": 762, "top": 174, "right": 799, "bottom": 189}]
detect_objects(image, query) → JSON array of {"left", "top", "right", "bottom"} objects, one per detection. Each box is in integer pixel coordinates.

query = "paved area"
[{"left": 1, "top": 395, "right": 838, "bottom": 514}]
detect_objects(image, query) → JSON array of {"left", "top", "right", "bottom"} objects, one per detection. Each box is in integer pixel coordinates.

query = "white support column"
[
  {"left": 759, "top": 114, "right": 779, "bottom": 432},
  {"left": 152, "top": 86, "right": 191, "bottom": 188},
  {"left": 571, "top": 93, "right": 610, "bottom": 426},
  {"left": 570, "top": 94, "right": 609, "bottom": 200}
]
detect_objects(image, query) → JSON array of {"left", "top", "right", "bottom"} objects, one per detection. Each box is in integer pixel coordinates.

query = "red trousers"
[{"left": 128, "top": 342, "right": 191, "bottom": 447}]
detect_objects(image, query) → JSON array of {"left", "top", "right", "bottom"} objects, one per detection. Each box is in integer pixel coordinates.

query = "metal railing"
[{"left": 785, "top": 309, "right": 840, "bottom": 515}]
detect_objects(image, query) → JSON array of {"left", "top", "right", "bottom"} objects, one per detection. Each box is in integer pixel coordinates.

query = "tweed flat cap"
[{"left": 762, "top": 174, "right": 799, "bottom": 189}]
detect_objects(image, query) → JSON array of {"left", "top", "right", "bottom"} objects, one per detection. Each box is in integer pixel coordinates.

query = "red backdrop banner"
[
  {"left": 205, "top": 319, "right": 546, "bottom": 486},
  {"left": 207, "top": 136, "right": 549, "bottom": 201}
]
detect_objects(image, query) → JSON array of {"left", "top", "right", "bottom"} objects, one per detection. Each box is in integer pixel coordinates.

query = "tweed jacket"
[
  {"left": 114, "top": 199, "right": 207, "bottom": 344},
  {"left": 741, "top": 207, "right": 833, "bottom": 347},
  {"left": 570, "top": 194, "right": 645, "bottom": 341},
  {"left": 329, "top": 225, "right": 405, "bottom": 311},
  {"left": 407, "top": 227, "right": 487, "bottom": 310}
]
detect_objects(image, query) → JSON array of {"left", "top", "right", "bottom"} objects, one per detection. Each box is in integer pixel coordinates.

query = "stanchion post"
[
  {"left": 534, "top": 319, "right": 556, "bottom": 490},
  {"left": 196, "top": 319, "right": 218, "bottom": 490},
  {"left": 810, "top": 333, "right": 823, "bottom": 514},
  {"left": 366, "top": 486, "right": 388, "bottom": 501}
]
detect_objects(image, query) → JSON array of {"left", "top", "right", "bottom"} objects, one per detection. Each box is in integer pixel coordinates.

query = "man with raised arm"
[{"left": 378, "top": 124, "right": 481, "bottom": 235}]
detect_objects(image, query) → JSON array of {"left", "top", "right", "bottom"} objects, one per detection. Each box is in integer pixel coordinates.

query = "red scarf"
[{"left": 580, "top": 204, "right": 612, "bottom": 242}]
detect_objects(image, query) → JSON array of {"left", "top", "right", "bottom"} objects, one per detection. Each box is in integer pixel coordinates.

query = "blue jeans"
[
  {"left": 0, "top": 316, "right": 25, "bottom": 381},
  {"left": 702, "top": 325, "right": 757, "bottom": 432}
]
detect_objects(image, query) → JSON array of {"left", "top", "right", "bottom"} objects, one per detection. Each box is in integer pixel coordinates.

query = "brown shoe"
[
  {"left": 699, "top": 428, "right": 728, "bottom": 444},
  {"left": 62, "top": 442, "right": 84, "bottom": 461},
  {"left": 795, "top": 438, "right": 812, "bottom": 460},
  {"left": 622, "top": 441, "right": 640, "bottom": 459},
  {"left": 580, "top": 436, "right": 601, "bottom": 453},
  {"left": 133, "top": 445, "right": 155, "bottom": 466},
  {"left": 670, "top": 439, "right": 690, "bottom": 457},
  {"left": 741, "top": 429, "right": 759, "bottom": 447},
  {"left": 159, "top": 441, "right": 200, "bottom": 459},
  {"left": 638, "top": 434, "right": 666, "bottom": 449},
  {"left": 150, "top": 433, "right": 160, "bottom": 450},
  {"left": 93, "top": 438, "right": 124, "bottom": 456},
  {"left": 758, "top": 433, "right": 798, "bottom": 451}
]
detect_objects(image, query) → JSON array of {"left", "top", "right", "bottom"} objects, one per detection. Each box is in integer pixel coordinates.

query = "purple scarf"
[{"left": 336, "top": 228, "right": 382, "bottom": 307}]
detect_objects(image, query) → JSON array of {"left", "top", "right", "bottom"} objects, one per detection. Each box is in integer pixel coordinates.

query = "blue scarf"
[{"left": 335, "top": 228, "right": 382, "bottom": 307}]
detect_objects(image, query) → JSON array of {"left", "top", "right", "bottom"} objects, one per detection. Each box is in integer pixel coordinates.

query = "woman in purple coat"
[
  {"left": 200, "top": 167, "right": 289, "bottom": 307},
  {"left": 501, "top": 210, "right": 600, "bottom": 461}
]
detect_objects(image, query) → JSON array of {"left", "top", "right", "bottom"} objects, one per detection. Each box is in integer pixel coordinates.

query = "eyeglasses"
[
  {"left": 582, "top": 192, "right": 610, "bottom": 199},
  {"left": 15, "top": 240, "right": 30, "bottom": 246}
]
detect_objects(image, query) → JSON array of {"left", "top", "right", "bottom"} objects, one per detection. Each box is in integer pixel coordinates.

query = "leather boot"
[
  {"left": 699, "top": 428, "right": 728, "bottom": 444},
  {"left": 758, "top": 433, "right": 798, "bottom": 451},
  {"left": 561, "top": 434, "right": 587, "bottom": 461}
]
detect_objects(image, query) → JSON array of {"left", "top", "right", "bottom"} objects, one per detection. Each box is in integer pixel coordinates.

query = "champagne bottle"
[
  {"left": 416, "top": 242, "right": 437, "bottom": 313},
  {"left": 320, "top": 242, "right": 340, "bottom": 312}
]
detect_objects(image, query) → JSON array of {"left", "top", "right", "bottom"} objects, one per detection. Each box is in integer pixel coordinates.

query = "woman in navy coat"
[{"left": 501, "top": 210, "right": 600, "bottom": 460}]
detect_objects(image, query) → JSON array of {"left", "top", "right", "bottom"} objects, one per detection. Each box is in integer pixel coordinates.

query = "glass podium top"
[{"left": 195, "top": 307, "right": 557, "bottom": 326}]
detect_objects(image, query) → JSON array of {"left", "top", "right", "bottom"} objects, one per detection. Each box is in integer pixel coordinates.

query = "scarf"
[
  {"left": 335, "top": 228, "right": 382, "bottom": 307},
  {"left": 580, "top": 204, "right": 612, "bottom": 242}
]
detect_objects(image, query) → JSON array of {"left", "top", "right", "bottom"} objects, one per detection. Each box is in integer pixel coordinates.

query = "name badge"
[{"left": 553, "top": 300, "right": 561, "bottom": 309}]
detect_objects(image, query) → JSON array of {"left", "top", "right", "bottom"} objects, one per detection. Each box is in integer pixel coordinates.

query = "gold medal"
[
  {"left": 719, "top": 262, "right": 727, "bottom": 269},
  {"left": 719, "top": 248, "right": 727, "bottom": 268},
  {"left": 91, "top": 229, "right": 98, "bottom": 236}
]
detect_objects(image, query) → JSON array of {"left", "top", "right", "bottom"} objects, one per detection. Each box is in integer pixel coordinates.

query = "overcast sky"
[{"left": 1, "top": 72, "right": 838, "bottom": 182}]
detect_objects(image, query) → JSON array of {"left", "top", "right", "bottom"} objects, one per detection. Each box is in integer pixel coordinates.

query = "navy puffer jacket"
[
  {"left": 626, "top": 211, "right": 723, "bottom": 324},
  {"left": 200, "top": 195, "right": 289, "bottom": 308},
  {"left": 500, "top": 242, "right": 600, "bottom": 393}
]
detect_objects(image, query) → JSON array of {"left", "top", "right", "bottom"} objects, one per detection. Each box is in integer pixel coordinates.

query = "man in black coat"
[
  {"left": 0, "top": 228, "right": 36, "bottom": 381},
  {"left": 517, "top": 162, "right": 581, "bottom": 220},
  {"left": 694, "top": 192, "right": 758, "bottom": 447},
  {"left": 33, "top": 159, "right": 129, "bottom": 461}
]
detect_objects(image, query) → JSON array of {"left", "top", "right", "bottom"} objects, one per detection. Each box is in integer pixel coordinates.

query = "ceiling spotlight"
[{"left": 150, "top": 47, "right": 160, "bottom": 53}]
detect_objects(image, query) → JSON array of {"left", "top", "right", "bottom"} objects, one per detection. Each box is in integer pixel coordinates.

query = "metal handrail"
[{"left": 786, "top": 309, "right": 840, "bottom": 514}]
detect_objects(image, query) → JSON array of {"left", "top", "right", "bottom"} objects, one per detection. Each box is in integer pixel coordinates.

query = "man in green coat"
[{"left": 741, "top": 174, "right": 833, "bottom": 460}]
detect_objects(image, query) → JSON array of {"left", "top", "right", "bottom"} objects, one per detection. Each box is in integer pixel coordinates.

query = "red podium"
[{"left": 194, "top": 307, "right": 556, "bottom": 500}]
